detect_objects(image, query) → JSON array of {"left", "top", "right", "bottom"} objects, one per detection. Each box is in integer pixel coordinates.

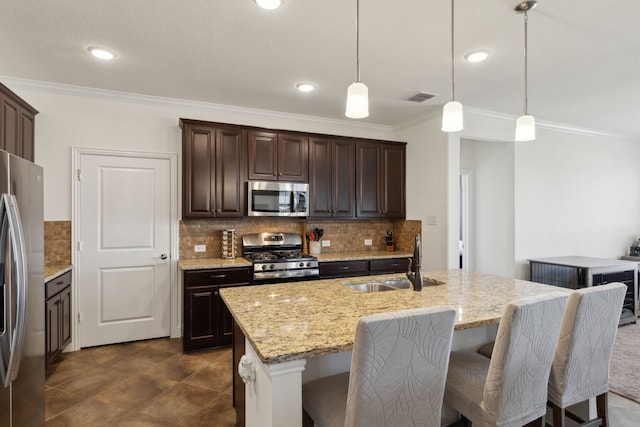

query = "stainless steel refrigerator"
[{"left": 0, "top": 150, "right": 44, "bottom": 426}]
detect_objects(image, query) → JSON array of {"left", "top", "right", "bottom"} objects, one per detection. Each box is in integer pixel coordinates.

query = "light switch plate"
[
  {"left": 322, "top": 240, "right": 330, "bottom": 247},
  {"left": 364, "top": 239, "right": 372, "bottom": 246},
  {"left": 194, "top": 244, "right": 206, "bottom": 252},
  {"left": 427, "top": 215, "right": 438, "bottom": 226}
]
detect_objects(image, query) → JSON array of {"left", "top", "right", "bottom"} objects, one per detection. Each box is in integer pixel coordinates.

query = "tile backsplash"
[
  {"left": 180, "top": 218, "right": 421, "bottom": 259},
  {"left": 45, "top": 221, "right": 71, "bottom": 266}
]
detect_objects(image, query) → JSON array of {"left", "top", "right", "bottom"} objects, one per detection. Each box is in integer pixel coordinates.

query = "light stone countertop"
[
  {"left": 45, "top": 265, "right": 72, "bottom": 283},
  {"left": 179, "top": 251, "right": 412, "bottom": 271},
  {"left": 179, "top": 258, "right": 253, "bottom": 270},
  {"left": 220, "top": 269, "right": 571, "bottom": 364},
  {"left": 314, "top": 250, "right": 412, "bottom": 262}
]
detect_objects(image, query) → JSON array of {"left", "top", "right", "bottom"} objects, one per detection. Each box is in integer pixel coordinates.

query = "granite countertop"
[
  {"left": 179, "top": 251, "right": 411, "bottom": 270},
  {"left": 45, "top": 265, "right": 72, "bottom": 283},
  {"left": 220, "top": 269, "right": 570, "bottom": 364},
  {"left": 314, "top": 250, "right": 412, "bottom": 262}
]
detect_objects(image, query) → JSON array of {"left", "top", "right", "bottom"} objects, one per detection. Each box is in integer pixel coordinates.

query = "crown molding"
[{"left": 0, "top": 76, "right": 393, "bottom": 135}]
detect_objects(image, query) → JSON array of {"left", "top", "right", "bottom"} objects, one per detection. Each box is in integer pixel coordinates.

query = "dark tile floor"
[
  {"left": 45, "top": 338, "right": 236, "bottom": 426},
  {"left": 47, "top": 338, "right": 639, "bottom": 426}
]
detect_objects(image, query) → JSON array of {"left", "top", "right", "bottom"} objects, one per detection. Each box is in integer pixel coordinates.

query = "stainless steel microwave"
[{"left": 247, "top": 181, "right": 309, "bottom": 217}]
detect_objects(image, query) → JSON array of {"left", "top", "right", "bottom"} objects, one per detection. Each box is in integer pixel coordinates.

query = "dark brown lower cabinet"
[
  {"left": 45, "top": 271, "right": 72, "bottom": 372},
  {"left": 182, "top": 267, "right": 251, "bottom": 352},
  {"left": 319, "top": 258, "right": 410, "bottom": 279},
  {"left": 369, "top": 258, "right": 410, "bottom": 275}
]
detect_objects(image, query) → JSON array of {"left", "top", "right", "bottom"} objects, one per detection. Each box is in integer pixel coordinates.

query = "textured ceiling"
[{"left": 1, "top": 0, "right": 639, "bottom": 136}]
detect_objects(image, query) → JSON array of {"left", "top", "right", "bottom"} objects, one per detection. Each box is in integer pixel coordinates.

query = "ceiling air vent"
[{"left": 407, "top": 92, "right": 436, "bottom": 102}]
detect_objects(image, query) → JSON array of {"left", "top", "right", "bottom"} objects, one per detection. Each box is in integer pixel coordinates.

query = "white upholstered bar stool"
[
  {"left": 302, "top": 306, "right": 456, "bottom": 427},
  {"left": 547, "top": 282, "right": 627, "bottom": 427},
  {"left": 444, "top": 293, "right": 568, "bottom": 427}
]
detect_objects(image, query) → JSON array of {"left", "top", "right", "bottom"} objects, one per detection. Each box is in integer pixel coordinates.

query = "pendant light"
[
  {"left": 442, "top": 0, "right": 463, "bottom": 132},
  {"left": 514, "top": 1, "right": 537, "bottom": 141},
  {"left": 345, "top": 0, "right": 369, "bottom": 119}
]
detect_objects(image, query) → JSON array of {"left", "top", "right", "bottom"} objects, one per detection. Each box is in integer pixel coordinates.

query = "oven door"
[{"left": 247, "top": 181, "right": 309, "bottom": 217}]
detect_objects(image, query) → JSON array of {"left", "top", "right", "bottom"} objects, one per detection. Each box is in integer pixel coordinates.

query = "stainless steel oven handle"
[{"left": 0, "top": 194, "right": 28, "bottom": 387}]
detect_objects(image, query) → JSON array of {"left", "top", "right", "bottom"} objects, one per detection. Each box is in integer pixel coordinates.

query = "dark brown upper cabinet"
[
  {"left": 356, "top": 140, "right": 406, "bottom": 218},
  {"left": 248, "top": 130, "right": 308, "bottom": 182},
  {"left": 181, "top": 119, "right": 246, "bottom": 219},
  {"left": 309, "top": 137, "right": 355, "bottom": 218},
  {"left": 0, "top": 82, "right": 38, "bottom": 161}
]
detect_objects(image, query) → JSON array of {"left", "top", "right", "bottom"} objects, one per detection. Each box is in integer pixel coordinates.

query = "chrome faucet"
[{"left": 406, "top": 233, "right": 424, "bottom": 291}]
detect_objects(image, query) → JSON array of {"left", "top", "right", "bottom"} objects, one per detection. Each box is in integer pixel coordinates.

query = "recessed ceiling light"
[
  {"left": 296, "top": 83, "right": 315, "bottom": 93},
  {"left": 464, "top": 50, "right": 489, "bottom": 63},
  {"left": 88, "top": 46, "right": 116, "bottom": 60},
  {"left": 254, "top": 0, "right": 283, "bottom": 10}
]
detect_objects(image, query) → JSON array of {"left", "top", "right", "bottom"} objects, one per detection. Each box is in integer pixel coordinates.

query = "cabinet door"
[
  {"left": 183, "top": 124, "right": 215, "bottom": 218},
  {"left": 184, "top": 285, "right": 218, "bottom": 351},
  {"left": 381, "top": 143, "right": 406, "bottom": 218},
  {"left": 308, "top": 137, "right": 332, "bottom": 217},
  {"left": 1, "top": 95, "right": 20, "bottom": 156},
  {"left": 332, "top": 139, "right": 355, "bottom": 217},
  {"left": 60, "top": 286, "right": 72, "bottom": 349},
  {"left": 248, "top": 131, "right": 277, "bottom": 180},
  {"left": 215, "top": 127, "right": 246, "bottom": 217},
  {"left": 356, "top": 141, "right": 382, "bottom": 218},
  {"left": 277, "top": 133, "right": 308, "bottom": 182},
  {"left": 45, "top": 297, "right": 61, "bottom": 368},
  {"left": 20, "top": 109, "right": 35, "bottom": 162},
  {"left": 319, "top": 260, "right": 368, "bottom": 279}
]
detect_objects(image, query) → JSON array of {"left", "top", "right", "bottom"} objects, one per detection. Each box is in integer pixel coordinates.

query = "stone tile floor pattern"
[
  {"left": 45, "top": 338, "right": 235, "bottom": 426},
  {"left": 46, "top": 337, "right": 639, "bottom": 426}
]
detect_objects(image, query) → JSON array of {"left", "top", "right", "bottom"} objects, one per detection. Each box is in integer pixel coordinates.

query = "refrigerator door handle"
[{"left": 0, "top": 194, "right": 28, "bottom": 388}]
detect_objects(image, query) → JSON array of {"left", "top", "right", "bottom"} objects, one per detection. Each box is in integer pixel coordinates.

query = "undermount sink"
[{"left": 344, "top": 278, "right": 413, "bottom": 292}]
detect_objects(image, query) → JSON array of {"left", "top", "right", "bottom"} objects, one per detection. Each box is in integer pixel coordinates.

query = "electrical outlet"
[
  {"left": 194, "top": 244, "right": 206, "bottom": 252},
  {"left": 322, "top": 240, "right": 330, "bottom": 247},
  {"left": 364, "top": 239, "right": 372, "bottom": 246},
  {"left": 427, "top": 215, "right": 438, "bottom": 226}
]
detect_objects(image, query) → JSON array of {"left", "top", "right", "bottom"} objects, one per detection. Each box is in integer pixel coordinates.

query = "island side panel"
[{"left": 233, "top": 320, "right": 245, "bottom": 427}]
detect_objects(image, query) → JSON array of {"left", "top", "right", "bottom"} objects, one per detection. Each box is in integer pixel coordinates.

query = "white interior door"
[{"left": 77, "top": 152, "right": 172, "bottom": 348}]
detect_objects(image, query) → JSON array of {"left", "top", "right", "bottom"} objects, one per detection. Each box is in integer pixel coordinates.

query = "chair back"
[
  {"left": 483, "top": 293, "right": 568, "bottom": 425},
  {"left": 344, "top": 306, "right": 456, "bottom": 427},
  {"left": 548, "top": 282, "right": 627, "bottom": 407}
]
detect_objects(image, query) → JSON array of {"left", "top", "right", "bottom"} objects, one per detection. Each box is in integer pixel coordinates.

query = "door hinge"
[
  {"left": 78, "top": 312, "right": 81, "bottom": 323},
  {"left": 77, "top": 241, "right": 82, "bottom": 251},
  {"left": 77, "top": 169, "right": 82, "bottom": 181}
]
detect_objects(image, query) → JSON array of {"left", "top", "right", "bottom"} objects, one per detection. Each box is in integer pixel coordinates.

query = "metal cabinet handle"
[
  {"left": 339, "top": 266, "right": 350, "bottom": 270},
  {"left": 211, "top": 274, "right": 227, "bottom": 279}
]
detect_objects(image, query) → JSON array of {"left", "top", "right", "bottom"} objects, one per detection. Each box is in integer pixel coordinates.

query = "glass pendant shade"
[
  {"left": 345, "top": 82, "right": 369, "bottom": 118},
  {"left": 441, "top": 101, "right": 464, "bottom": 132},
  {"left": 255, "top": 0, "right": 282, "bottom": 10},
  {"left": 515, "top": 114, "right": 536, "bottom": 141}
]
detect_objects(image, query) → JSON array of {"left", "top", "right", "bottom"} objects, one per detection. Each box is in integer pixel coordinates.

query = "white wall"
[
  {"left": 7, "top": 79, "right": 395, "bottom": 221},
  {"left": 395, "top": 116, "right": 452, "bottom": 270},
  {"left": 461, "top": 139, "right": 515, "bottom": 277},
  {"left": 398, "top": 109, "right": 640, "bottom": 279}
]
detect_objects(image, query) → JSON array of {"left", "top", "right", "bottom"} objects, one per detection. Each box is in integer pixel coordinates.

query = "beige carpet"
[{"left": 609, "top": 320, "right": 640, "bottom": 403}]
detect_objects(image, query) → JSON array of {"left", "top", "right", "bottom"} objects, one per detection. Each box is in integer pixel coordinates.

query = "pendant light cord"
[
  {"left": 356, "top": 0, "right": 360, "bottom": 82},
  {"left": 523, "top": 11, "right": 528, "bottom": 115},
  {"left": 451, "top": 0, "right": 455, "bottom": 101}
]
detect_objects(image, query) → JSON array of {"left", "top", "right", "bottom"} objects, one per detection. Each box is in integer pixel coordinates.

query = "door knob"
[{"left": 158, "top": 253, "right": 168, "bottom": 260}]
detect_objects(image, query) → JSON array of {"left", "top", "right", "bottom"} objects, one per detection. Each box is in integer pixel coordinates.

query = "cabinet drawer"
[
  {"left": 319, "top": 260, "right": 368, "bottom": 279},
  {"left": 45, "top": 270, "right": 72, "bottom": 299},
  {"left": 369, "top": 258, "right": 410, "bottom": 275},
  {"left": 184, "top": 267, "right": 251, "bottom": 287}
]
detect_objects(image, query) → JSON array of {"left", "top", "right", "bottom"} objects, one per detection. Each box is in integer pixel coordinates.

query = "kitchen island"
[{"left": 221, "top": 269, "right": 570, "bottom": 427}]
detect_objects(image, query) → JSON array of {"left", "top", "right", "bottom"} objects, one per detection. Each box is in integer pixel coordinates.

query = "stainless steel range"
[{"left": 243, "top": 232, "right": 319, "bottom": 282}]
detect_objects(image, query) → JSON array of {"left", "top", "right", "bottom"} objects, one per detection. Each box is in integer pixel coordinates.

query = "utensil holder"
[
  {"left": 221, "top": 229, "right": 237, "bottom": 259},
  {"left": 309, "top": 241, "right": 321, "bottom": 255}
]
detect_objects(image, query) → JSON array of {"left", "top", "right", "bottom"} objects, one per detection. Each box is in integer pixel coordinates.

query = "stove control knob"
[
  {"left": 270, "top": 264, "right": 275, "bottom": 270},
  {"left": 307, "top": 262, "right": 312, "bottom": 267},
  {"left": 261, "top": 265, "right": 268, "bottom": 270},
  {"left": 299, "top": 262, "right": 304, "bottom": 268}
]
